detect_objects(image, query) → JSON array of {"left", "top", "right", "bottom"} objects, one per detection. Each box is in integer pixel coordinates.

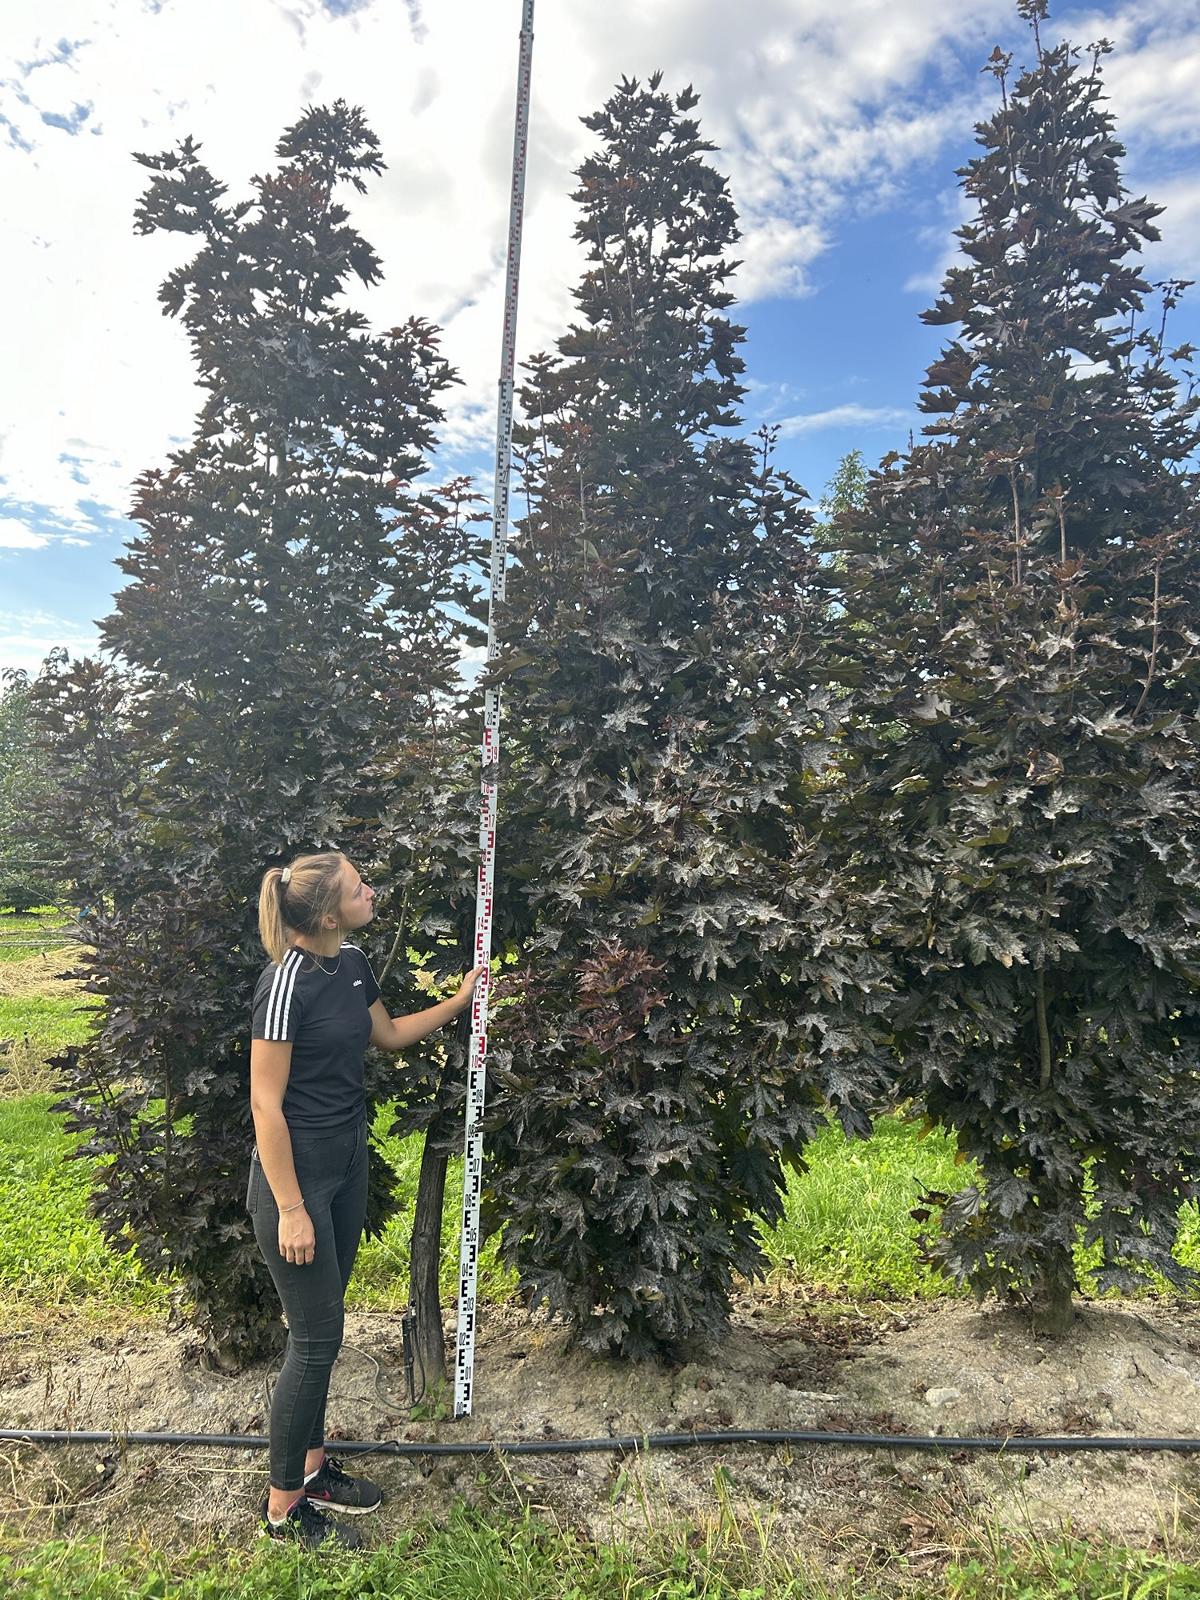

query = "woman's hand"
[
  {"left": 368, "top": 965, "right": 490, "bottom": 1051},
  {"left": 454, "top": 964, "right": 488, "bottom": 1012},
  {"left": 278, "top": 1203, "right": 315, "bottom": 1266}
]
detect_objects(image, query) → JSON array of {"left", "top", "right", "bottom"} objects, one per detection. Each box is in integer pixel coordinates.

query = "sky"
[{"left": 1, "top": 0, "right": 1198, "bottom": 676}]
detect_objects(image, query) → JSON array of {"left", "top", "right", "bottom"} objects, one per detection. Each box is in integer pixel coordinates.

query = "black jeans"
[{"left": 247, "top": 1118, "right": 369, "bottom": 1491}]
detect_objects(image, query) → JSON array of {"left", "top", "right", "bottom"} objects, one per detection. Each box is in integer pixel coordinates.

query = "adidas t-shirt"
[{"left": 251, "top": 943, "right": 382, "bottom": 1133}]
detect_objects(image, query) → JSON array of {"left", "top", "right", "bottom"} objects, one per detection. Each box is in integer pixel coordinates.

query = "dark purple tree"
[
  {"left": 484, "top": 77, "right": 894, "bottom": 1358},
  {"left": 818, "top": 4, "right": 1200, "bottom": 1333},
  {"left": 38, "top": 102, "right": 476, "bottom": 1366}
]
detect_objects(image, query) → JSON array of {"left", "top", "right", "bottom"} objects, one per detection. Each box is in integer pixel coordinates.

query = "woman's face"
[{"left": 337, "top": 859, "right": 376, "bottom": 932}]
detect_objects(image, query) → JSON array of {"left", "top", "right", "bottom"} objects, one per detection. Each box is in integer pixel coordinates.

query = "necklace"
[{"left": 306, "top": 948, "right": 341, "bottom": 976}]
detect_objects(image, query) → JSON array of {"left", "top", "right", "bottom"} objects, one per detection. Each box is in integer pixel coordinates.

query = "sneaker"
[
  {"left": 260, "top": 1492, "right": 364, "bottom": 1550},
  {"left": 303, "top": 1452, "right": 384, "bottom": 1516}
]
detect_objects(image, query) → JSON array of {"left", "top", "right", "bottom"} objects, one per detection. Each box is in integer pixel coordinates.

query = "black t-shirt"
[{"left": 251, "top": 943, "right": 382, "bottom": 1133}]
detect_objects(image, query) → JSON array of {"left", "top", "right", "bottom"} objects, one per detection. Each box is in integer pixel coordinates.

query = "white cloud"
[
  {"left": 1070, "top": 0, "right": 1200, "bottom": 149},
  {"left": 2, "top": 0, "right": 1197, "bottom": 554},
  {"left": 0, "top": 517, "right": 48, "bottom": 549},
  {"left": 776, "top": 403, "right": 912, "bottom": 436},
  {"left": 0, "top": 0, "right": 1017, "bottom": 540},
  {"left": 1143, "top": 174, "right": 1200, "bottom": 279},
  {"left": 0, "top": 608, "right": 99, "bottom": 676}
]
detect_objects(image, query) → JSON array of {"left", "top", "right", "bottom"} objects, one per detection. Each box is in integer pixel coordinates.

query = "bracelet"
[{"left": 280, "top": 1198, "right": 306, "bottom": 1214}]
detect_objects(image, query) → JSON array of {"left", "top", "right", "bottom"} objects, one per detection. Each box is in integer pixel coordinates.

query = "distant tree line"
[
  {"left": 0, "top": 665, "right": 67, "bottom": 914},
  {"left": 22, "top": 0, "right": 1200, "bottom": 1367}
]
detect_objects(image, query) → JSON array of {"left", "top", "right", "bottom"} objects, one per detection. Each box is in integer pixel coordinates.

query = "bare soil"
[{"left": 0, "top": 1290, "right": 1197, "bottom": 1573}]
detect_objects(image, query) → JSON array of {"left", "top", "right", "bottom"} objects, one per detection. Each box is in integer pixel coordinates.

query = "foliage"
[
  {"left": 818, "top": 451, "right": 868, "bottom": 524},
  {"left": 0, "top": 668, "right": 65, "bottom": 914},
  {"left": 816, "top": 13, "right": 1200, "bottom": 1330},
  {"left": 485, "top": 76, "right": 894, "bottom": 1358},
  {"left": 35, "top": 101, "right": 469, "bottom": 1366},
  {"left": 812, "top": 448, "right": 868, "bottom": 558}
]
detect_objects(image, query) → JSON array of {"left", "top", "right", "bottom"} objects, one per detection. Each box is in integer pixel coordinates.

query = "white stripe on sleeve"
[
  {"left": 266, "top": 950, "right": 301, "bottom": 1040},
  {"left": 277, "top": 952, "right": 302, "bottom": 1039}
]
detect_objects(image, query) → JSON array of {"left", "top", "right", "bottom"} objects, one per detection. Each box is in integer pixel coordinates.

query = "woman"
[{"left": 248, "top": 849, "right": 483, "bottom": 1549}]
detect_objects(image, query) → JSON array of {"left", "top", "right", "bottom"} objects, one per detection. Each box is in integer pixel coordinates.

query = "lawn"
[
  {"left": 2, "top": 1513, "right": 1198, "bottom": 1600},
  {"left": 0, "top": 907, "right": 78, "bottom": 964}
]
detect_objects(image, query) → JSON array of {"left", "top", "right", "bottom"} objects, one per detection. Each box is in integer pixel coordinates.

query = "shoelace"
[{"left": 319, "top": 1454, "right": 353, "bottom": 1487}]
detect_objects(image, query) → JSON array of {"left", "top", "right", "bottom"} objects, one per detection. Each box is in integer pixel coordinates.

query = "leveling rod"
[{"left": 454, "top": 0, "right": 536, "bottom": 1420}]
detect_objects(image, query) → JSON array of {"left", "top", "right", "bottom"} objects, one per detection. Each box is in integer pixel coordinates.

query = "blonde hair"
[{"left": 258, "top": 851, "right": 347, "bottom": 965}]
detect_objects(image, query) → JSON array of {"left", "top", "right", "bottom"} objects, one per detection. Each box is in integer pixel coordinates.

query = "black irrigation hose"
[{"left": 2, "top": 1426, "right": 1199, "bottom": 1457}]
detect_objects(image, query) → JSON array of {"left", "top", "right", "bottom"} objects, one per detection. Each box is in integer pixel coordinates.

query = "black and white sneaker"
[
  {"left": 304, "top": 1453, "right": 384, "bottom": 1515},
  {"left": 260, "top": 1492, "right": 364, "bottom": 1550}
]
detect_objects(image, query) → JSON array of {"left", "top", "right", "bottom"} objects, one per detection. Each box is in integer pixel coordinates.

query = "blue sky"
[{"left": 1, "top": 0, "right": 1198, "bottom": 674}]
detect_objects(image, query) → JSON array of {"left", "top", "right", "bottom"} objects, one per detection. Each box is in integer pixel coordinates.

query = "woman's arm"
[
  {"left": 249, "top": 1038, "right": 315, "bottom": 1265},
  {"left": 368, "top": 964, "right": 486, "bottom": 1052}
]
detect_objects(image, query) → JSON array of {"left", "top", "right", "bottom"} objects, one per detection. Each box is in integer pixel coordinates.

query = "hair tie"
[{"left": 281, "top": 867, "right": 292, "bottom": 885}]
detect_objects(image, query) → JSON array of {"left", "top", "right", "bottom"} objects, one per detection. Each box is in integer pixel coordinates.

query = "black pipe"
[{"left": 1, "top": 1427, "right": 1197, "bottom": 1456}]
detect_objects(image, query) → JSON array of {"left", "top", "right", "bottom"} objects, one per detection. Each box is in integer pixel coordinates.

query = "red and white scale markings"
[{"left": 454, "top": 0, "right": 536, "bottom": 1421}]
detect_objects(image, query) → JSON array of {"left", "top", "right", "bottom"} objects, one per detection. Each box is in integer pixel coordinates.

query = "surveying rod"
[{"left": 454, "top": 0, "right": 535, "bottom": 1420}]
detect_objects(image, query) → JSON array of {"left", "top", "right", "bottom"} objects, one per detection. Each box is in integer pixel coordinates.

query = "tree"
[
  {"left": 819, "top": 4, "right": 1200, "bottom": 1333},
  {"left": 484, "top": 77, "right": 894, "bottom": 1358},
  {"left": 814, "top": 448, "right": 868, "bottom": 540},
  {"left": 39, "top": 102, "right": 468, "bottom": 1367},
  {"left": 0, "top": 667, "right": 65, "bottom": 914}
]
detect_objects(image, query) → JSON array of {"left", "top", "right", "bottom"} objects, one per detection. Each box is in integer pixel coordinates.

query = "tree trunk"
[
  {"left": 1031, "top": 1252, "right": 1075, "bottom": 1337},
  {"left": 408, "top": 1130, "right": 448, "bottom": 1393},
  {"left": 407, "top": 970, "right": 474, "bottom": 1397}
]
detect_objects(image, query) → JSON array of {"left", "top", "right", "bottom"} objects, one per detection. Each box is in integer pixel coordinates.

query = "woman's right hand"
[{"left": 278, "top": 1204, "right": 315, "bottom": 1266}]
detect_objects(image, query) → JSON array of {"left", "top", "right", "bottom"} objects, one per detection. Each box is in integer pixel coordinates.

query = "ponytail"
[
  {"left": 257, "top": 851, "right": 347, "bottom": 965},
  {"left": 258, "top": 867, "right": 290, "bottom": 965}
]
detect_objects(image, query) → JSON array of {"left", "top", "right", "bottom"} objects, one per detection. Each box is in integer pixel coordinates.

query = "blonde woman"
[{"left": 249, "top": 850, "right": 482, "bottom": 1549}]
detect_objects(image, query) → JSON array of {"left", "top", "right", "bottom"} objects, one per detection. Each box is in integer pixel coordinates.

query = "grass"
[
  {"left": 0, "top": 1514, "right": 1198, "bottom": 1600},
  {"left": 0, "top": 1091, "right": 513, "bottom": 1314},
  {"left": 2, "top": 935, "right": 1200, "bottom": 1596},
  {"left": 0, "top": 907, "right": 77, "bottom": 965},
  {"left": 356, "top": 1100, "right": 515, "bottom": 1308},
  {"left": 758, "top": 1117, "right": 969, "bottom": 1300},
  {"left": 0, "top": 907, "right": 1197, "bottom": 1312},
  {"left": 0, "top": 1090, "right": 963, "bottom": 1313},
  {"left": 0, "top": 1095, "right": 168, "bottom": 1312},
  {"left": 0, "top": 992, "right": 95, "bottom": 1052}
]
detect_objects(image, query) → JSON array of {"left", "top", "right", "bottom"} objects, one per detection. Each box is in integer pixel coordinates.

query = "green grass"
[
  {"left": 1, "top": 1517, "right": 1197, "bottom": 1600},
  {"left": 944, "top": 1541, "right": 1200, "bottom": 1599},
  {"left": 758, "top": 1116, "right": 970, "bottom": 1300},
  {"left": 0, "top": 1092, "right": 511, "bottom": 1313},
  {"left": 0, "top": 1095, "right": 168, "bottom": 1310},
  {"left": 355, "top": 1100, "right": 515, "bottom": 1308},
  {"left": 0, "top": 907, "right": 74, "bottom": 963},
  {"left": 0, "top": 992, "right": 95, "bottom": 1052},
  {"left": 1, "top": 943, "right": 1198, "bottom": 1311}
]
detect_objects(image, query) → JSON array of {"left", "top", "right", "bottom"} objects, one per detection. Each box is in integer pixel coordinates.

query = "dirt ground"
[{"left": 0, "top": 1289, "right": 1197, "bottom": 1574}]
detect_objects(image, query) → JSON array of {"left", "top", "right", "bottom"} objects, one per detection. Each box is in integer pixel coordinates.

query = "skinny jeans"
[{"left": 246, "top": 1118, "right": 368, "bottom": 1491}]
